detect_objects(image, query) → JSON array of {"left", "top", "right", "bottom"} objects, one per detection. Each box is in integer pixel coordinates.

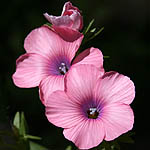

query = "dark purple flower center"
[
  {"left": 87, "top": 107, "right": 99, "bottom": 119},
  {"left": 58, "top": 62, "right": 69, "bottom": 75},
  {"left": 81, "top": 99, "right": 101, "bottom": 119},
  {"left": 49, "top": 55, "right": 70, "bottom": 76}
]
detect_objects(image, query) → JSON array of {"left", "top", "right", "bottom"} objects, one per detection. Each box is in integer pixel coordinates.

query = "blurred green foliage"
[
  {"left": 0, "top": 112, "right": 48, "bottom": 150},
  {"left": 0, "top": 0, "right": 149, "bottom": 149}
]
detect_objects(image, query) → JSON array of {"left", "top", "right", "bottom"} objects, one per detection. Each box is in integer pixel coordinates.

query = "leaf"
[
  {"left": 88, "top": 27, "right": 104, "bottom": 41},
  {"left": 13, "top": 112, "right": 20, "bottom": 130},
  {"left": 83, "top": 19, "right": 95, "bottom": 35},
  {"left": 82, "top": 26, "right": 104, "bottom": 45},
  {"left": 13, "top": 112, "right": 21, "bottom": 137},
  {"left": 20, "top": 112, "right": 28, "bottom": 136},
  {"left": 24, "top": 134, "right": 42, "bottom": 140},
  {"left": 90, "top": 28, "right": 96, "bottom": 33},
  {"left": 66, "top": 145, "right": 72, "bottom": 150},
  {"left": 13, "top": 112, "right": 28, "bottom": 136},
  {"left": 29, "top": 141, "right": 48, "bottom": 150}
]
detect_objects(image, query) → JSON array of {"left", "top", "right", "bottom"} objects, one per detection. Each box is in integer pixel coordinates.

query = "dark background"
[{"left": 0, "top": 0, "right": 149, "bottom": 149}]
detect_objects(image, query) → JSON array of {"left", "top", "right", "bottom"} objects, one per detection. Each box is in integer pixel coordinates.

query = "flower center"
[
  {"left": 87, "top": 107, "right": 99, "bottom": 119},
  {"left": 58, "top": 62, "right": 69, "bottom": 75}
]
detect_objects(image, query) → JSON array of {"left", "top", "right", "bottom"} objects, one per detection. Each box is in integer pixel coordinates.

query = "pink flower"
[
  {"left": 45, "top": 65, "right": 135, "bottom": 149},
  {"left": 12, "top": 26, "right": 104, "bottom": 105},
  {"left": 44, "top": 1, "right": 83, "bottom": 42}
]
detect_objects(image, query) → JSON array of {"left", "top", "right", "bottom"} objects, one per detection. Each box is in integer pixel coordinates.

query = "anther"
[
  {"left": 59, "top": 62, "right": 68, "bottom": 75},
  {"left": 87, "top": 107, "right": 99, "bottom": 119}
]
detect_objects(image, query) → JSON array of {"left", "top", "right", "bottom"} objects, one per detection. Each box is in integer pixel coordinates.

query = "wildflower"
[
  {"left": 12, "top": 26, "right": 104, "bottom": 105},
  {"left": 45, "top": 64, "right": 135, "bottom": 149},
  {"left": 44, "top": 1, "right": 83, "bottom": 41}
]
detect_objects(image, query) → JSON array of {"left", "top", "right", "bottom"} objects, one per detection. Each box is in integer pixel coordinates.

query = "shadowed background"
[{"left": 0, "top": 0, "right": 149, "bottom": 149}]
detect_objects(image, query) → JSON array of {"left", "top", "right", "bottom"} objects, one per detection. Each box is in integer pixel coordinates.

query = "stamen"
[
  {"left": 59, "top": 62, "right": 68, "bottom": 75},
  {"left": 87, "top": 107, "right": 99, "bottom": 119}
]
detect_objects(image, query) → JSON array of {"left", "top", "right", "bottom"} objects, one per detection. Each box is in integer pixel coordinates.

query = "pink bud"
[{"left": 44, "top": 1, "right": 83, "bottom": 31}]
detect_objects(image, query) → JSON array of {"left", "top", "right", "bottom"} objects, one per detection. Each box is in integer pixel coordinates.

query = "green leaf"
[
  {"left": 24, "top": 134, "right": 42, "bottom": 140},
  {"left": 13, "top": 112, "right": 21, "bottom": 137},
  {"left": 88, "top": 27, "right": 104, "bottom": 41},
  {"left": 83, "top": 19, "right": 95, "bottom": 35},
  {"left": 29, "top": 141, "right": 48, "bottom": 150},
  {"left": 13, "top": 112, "right": 20, "bottom": 130},
  {"left": 94, "top": 27, "right": 104, "bottom": 36},
  {"left": 90, "top": 28, "right": 96, "bottom": 33},
  {"left": 66, "top": 145, "right": 72, "bottom": 150},
  {"left": 13, "top": 112, "right": 28, "bottom": 136},
  {"left": 20, "top": 112, "right": 28, "bottom": 136}
]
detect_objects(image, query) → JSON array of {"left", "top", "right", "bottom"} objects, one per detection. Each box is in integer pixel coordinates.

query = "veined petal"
[
  {"left": 45, "top": 91, "right": 84, "bottom": 128},
  {"left": 69, "top": 10, "right": 83, "bottom": 30},
  {"left": 63, "top": 119, "right": 105, "bottom": 149},
  {"left": 65, "top": 65, "right": 101, "bottom": 104},
  {"left": 73, "top": 47, "right": 104, "bottom": 76},
  {"left": 62, "top": 1, "right": 81, "bottom": 15},
  {"left": 94, "top": 71, "right": 135, "bottom": 105},
  {"left": 52, "top": 25, "right": 83, "bottom": 42},
  {"left": 24, "top": 25, "right": 83, "bottom": 59},
  {"left": 101, "top": 103, "right": 134, "bottom": 141},
  {"left": 61, "top": 1, "right": 83, "bottom": 30},
  {"left": 44, "top": 2, "right": 83, "bottom": 32},
  {"left": 44, "top": 13, "right": 73, "bottom": 27},
  {"left": 12, "top": 53, "right": 50, "bottom": 88},
  {"left": 39, "top": 75, "right": 64, "bottom": 105},
  {"left": 24, "top": 26, "right": 61, "bottom": 58}
]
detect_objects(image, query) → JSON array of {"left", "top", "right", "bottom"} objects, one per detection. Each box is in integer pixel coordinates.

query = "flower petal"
[
  {"left": 65, "top": 65, "right": 102, "bottom": 104},
  {"left": 44, "top": 2, "right": 83, "bottom": 31},
  {"left": 101, "top": 103, "right": 134, "bottom": 141},
  {"left": 72, "top": 47, "right": 104, "bottom": 76},
  {"left": 24, "top": 25, "right": 83, "bottom": 58},
  {"left": 61, "top": 1, "right": 83, "bottom": 30},
  {"left": 24, "top": 26, "right": 60, "bottom": 57},
  {"left": 45, "top": 91, "right": 84, "bottom": 128},
  {"left": 12, "top": 53, "right": 50, "bottom": 88},
  {"left": 94, "top": 71, "right": 135, "bottom": 105},
  {"left": 39, "top": 75, "right": 64, "bottom": 105},
  {"left": 62, "top": 1, "right": 81, "bottom": 16},
  {"left": 63, "top": 119, "right": 105, "bottom": 149},
  {"left": 44, "top": 13, "right": 73, "bottom": 28},
  {"left": 52, "top": 25, "right": 83, "bottom": 42},
  {"left": 69, "top": 10, "right": 83, "bottom": 30}
]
